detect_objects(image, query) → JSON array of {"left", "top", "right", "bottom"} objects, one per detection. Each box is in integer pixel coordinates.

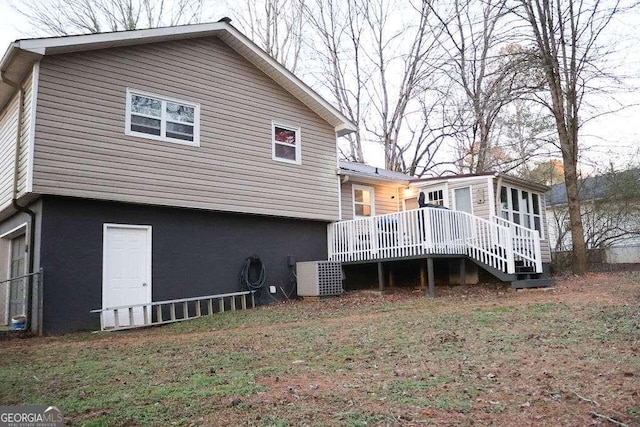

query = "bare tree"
[
  {"left": 399, "top": 92, "right": 459, "bottom": 177},
  {"left": 493, "top": 99, "right": 557, "bottom": 175},
  {"left": 515, "top": 0, "right": 633, "bottom": 274},
  {"left": 364, "top": 0, "right": 443, "bottom": 172},
  {"left": 429, "top": 1, "right": 538, "bottom": 174},
  {"left": 232, "top": 0, "right": 306, "bottom": 73},
  {"left": 15, "top": 0, "right": 204, "bottom": 35},
  {"left": 303, "top": 0, "right": 368, "bottom": 163},
  {"left": 302, "top": 0, "right": 450, "bottom": 171}
]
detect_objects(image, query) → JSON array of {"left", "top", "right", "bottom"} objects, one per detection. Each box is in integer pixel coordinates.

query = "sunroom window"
[
  {"left": 500, "top": 186, "right": 543, "bottom": 235},
  {"left": 427, "top": 189, "right": 445, "bottom": 205},
  {"left": 126, "top": 89, "right": 200, "bottom": 146}
]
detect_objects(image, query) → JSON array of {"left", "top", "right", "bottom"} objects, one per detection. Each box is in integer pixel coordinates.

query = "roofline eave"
[{"left": 0, "top": 22, "right": 357, "bottom": 132}]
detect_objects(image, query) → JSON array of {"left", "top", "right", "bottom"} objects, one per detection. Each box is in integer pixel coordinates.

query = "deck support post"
[
  {"left": 460, "top": 258, "right": 466, "bottom": 288},
  {"left": 427, "top": 257, "right": 436, "bottom": 297},
  {"left": 377, "top": 262, "right": 385, "bottom": 293},
  {"left": 419, "top": 259, "right": 427, "bottom": 289},
  {"left": 389, "top": 267, "right": 395, "bottom": 288}
]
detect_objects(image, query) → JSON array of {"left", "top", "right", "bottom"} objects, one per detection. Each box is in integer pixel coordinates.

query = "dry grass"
[{"left": 0, "top": 272, "right": 639, "bottom": 426}]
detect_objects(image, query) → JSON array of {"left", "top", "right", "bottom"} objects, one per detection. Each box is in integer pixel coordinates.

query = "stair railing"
[{"left": 492, "top": 216, "right": 542, "bottom": 273}]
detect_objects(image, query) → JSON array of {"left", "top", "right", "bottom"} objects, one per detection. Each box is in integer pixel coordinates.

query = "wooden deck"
[{"left": 328, "top": 208, "right": 543, "bottom": 291}]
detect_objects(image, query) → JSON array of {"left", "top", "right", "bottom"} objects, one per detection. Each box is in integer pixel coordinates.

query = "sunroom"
[{"left": 331, "top": 165, "right": 552, "bottom": 290}]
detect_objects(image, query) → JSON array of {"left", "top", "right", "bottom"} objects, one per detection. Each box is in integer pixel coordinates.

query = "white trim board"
[
  {"left": 0, "top": 223, "right": 27, "bottom": 240},
  {"left": 26, "top": 61, "right": 39, "bottom": 193}
]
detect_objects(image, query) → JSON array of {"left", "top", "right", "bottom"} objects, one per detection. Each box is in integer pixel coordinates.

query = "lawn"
[{"left": 0, "top": 272, "right": 638, "bottom": 426}]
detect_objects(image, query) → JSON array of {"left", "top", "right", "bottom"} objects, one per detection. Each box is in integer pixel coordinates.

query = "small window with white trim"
[
  {"left": 427, "top": 189, "right": 445, "bottom": 205},
  {"left": 272, "top": 122, "right": 301, "bottom": 164},
  {"left": 353, "top": 185, "right": 375, "bottom": 217},
  {"left": 125, "top": 89, "right": 200, "bottom": 146}
]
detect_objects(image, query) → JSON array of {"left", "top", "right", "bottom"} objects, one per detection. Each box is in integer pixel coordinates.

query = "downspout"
[{"left": 1, "top": 71, "right": 37, "bottom": 334}]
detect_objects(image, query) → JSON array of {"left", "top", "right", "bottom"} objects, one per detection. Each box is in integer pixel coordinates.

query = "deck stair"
[{"left": 511, "top": 261, "right": 554, "bottom": 289}]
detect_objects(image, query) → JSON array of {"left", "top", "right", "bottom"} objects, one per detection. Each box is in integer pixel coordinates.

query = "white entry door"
[{"left": 102, "top": 224, "right": 151, "bottom": 328}]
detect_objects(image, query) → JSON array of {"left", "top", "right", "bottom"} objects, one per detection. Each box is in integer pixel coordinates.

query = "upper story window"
[
  {"left": 353, "top": 185, "right": 375, "bottom": 218},
  {"left": 272, "top": 121, "right": 301, "bottom": 164},
  {"left": 500, "top": 186, "right": 543, "bottom": 235},
  {"left": 125, "top": 89, "right": 200, "bottom": 146}
]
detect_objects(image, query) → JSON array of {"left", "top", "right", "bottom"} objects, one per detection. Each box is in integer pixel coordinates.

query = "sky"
[{"left": 0, "top": 0, "right": 638, "bottom": 174}]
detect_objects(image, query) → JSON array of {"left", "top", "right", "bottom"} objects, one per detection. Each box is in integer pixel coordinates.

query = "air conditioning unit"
[{"left": 296, "top": 261, "right": 343, "bottom": 297}]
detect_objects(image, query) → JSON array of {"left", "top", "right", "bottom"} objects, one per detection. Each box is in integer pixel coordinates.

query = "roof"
[
  {"left": 546, "top": 169, "right": 640, "bottom": 205},
  {"left": 338, "top": 161, "right": 411, "bottom": 183},
  {"left": 412, "top": 172, "right": 549, "bottom": 192},
  {"left": 0, "top": 21, "right": 356, "bottom": 136},
  {"left": 338, "top": 164, "right": 551, "bottom": 191}
]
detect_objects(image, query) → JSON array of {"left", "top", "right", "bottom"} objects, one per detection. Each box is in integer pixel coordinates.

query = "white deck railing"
[
  {"left": 492, "top": 216, "right": 543, "bottom": 273},
  {"left": 328, "top": 208, "right": 543, "bottom": 275}
]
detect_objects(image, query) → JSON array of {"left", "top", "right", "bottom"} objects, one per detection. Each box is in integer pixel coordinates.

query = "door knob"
[{"left": 142, "top": 282, "right": 148, "bottom": 287}]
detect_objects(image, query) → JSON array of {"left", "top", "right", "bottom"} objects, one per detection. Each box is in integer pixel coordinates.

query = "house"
[
  {"left": 334, "top": 162, "right": 552, "bottom": 290},
  {"left": 546, "top": 169, "right": 640, "bottom": 261},
  {"left": 0, "top": 20, "right": 553, "bottom": 335},
  {"left": 0, "top": 21, "right": 356, "bottom": 334}
]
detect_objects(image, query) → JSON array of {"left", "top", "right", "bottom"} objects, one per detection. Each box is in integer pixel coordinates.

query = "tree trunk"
[{"left": 559, "top": 134, "right": 587, "bottom": 274}]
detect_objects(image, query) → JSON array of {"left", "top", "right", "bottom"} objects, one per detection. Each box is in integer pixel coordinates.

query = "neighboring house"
[
  {"left": 335, "top": 162, "right": 552, "bottom": 287},
  {"left": 546, "top": 169, "right": 640, "bottom": 252},
  {"left": 0, "top": 21, "right": 356, "bottom": 334}
]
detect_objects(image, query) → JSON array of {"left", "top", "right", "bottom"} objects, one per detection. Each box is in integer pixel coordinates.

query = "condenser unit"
[{"left": 296, "top": 261, "right": 343, "bottom": 297}]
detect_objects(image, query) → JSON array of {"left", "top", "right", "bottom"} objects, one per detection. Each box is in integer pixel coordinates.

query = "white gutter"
[{"left": 411, "top": 174, "right": 498, "bottom": 188}]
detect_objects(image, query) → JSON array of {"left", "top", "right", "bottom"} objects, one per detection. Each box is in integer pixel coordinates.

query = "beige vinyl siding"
[
  {"left": 447, "top": 178, "right": 491, "bottom": 219},
  {"left": 341, "top": 181, "right": 402, "bottom": 221},
  {"left": 16, "top": 72, "right": 32, "bottom": 197},
  {"left": 0, "top": 95, "right": 19, "bottom": 211},
  {"left": 33, "top": 37, "right": 339, "bottom": 221}
]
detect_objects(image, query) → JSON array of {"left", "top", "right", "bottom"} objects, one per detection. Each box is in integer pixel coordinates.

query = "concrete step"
[{"left": 511, "top": 278, "right": 555, "bottom": 289}]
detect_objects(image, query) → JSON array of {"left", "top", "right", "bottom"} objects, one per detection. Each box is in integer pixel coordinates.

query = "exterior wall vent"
[{"left": 296, "top": 261, "right": 343, "bottom": 297}]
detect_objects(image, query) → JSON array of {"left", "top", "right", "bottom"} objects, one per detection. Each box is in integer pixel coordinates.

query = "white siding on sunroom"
[{"left": 447, "top": 178, "right": 492, "bottom": 219}]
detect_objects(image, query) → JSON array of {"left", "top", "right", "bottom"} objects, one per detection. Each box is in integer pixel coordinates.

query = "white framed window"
[
  {"left": 427, "top": 189, "right": 445, "bottom": 205},
  {"left": 125, "top": 89, "right": 200, "bottom": 146},
  {"left": 418, "top": 187, "right": 448, "bottom": 206},
  {"left": 353, "top": 185, "right": 375, "bottom": 218},
  {"left": 272, "top": 121, "right": 301, "bottom": 164},
  {"left": 500, "top": 186, "right": 543, "bottom": 235},
  {"left": 454, "top": 186, "right": 473, "bottom": 214}
]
